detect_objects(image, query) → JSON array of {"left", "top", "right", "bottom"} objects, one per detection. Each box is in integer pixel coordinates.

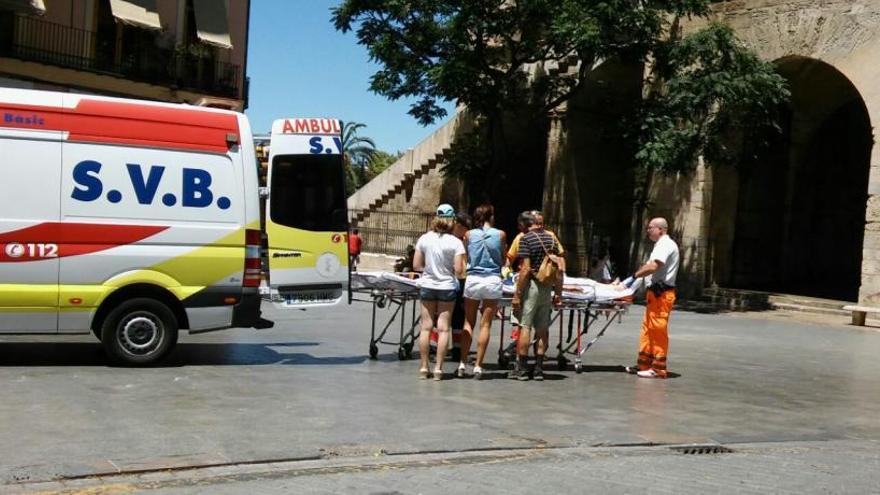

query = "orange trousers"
[{"left": 637, "top": 288, "right": 676, "bottom": 377}]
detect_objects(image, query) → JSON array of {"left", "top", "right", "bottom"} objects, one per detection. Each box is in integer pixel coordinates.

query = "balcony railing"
[{"left": 0, "top": 12, "right": 241, "bottom": 99}]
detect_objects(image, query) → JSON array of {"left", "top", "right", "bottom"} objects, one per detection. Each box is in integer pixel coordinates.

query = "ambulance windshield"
[{"left": 270, "top": 154, "right": 347, "bottom": 232}]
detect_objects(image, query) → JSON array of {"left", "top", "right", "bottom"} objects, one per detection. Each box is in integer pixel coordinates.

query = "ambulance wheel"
[
  {"left": 369, "top": 344, "right": 379, "bottom": 359},
  {"left": 101, "top": 298, "right": 178, "bottom": 366}
]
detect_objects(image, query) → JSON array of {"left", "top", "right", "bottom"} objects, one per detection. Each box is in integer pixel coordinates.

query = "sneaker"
[
  {"left": 419, "top": 369, "right": 430, "bottom": 380},
  {"left": 624, "top": 366, "right": 638, "bottom": 375},
  {"left": 517, "top": 370, "right": 530, "bottom": 381},
  {"left": 473, "top": 367, "right": 484, "bottom": 380},
  {"left": 637, "top": 369, "right": 663, "bottom": 379},
  {"left": 507, "top": 368, "right": 521, "bottom": 380},
  {"left": 456, "top": 365, "right": 468, "bottom": 378},
  {"left": 533, "top": 369, "right": 544, "bottom": 381},
  {"left": 433, "top": 369, "right": 443, "bottom": 381}
]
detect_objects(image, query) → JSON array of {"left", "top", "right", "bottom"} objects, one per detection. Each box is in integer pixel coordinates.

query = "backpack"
[{"left": 530, "top": 232, "right": 563, "bottom": 285}]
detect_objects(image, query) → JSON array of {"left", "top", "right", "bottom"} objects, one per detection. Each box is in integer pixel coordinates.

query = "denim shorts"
[{"left": 419, "top": 287, "right": 458, "bottom": 301}]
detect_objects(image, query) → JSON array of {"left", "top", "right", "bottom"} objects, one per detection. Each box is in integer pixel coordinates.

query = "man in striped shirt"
[{"left": 510, "top": 211, "right": 566, "bottom": 381}]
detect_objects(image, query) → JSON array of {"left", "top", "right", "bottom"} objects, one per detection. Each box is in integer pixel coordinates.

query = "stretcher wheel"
[
  {"left": 574, "top": 363, "right": 583, "bottom": 374},
  {"left": 397, "top": 347, "right": 407, "bottom": 360},
  {"left": 497, "top": 353, "right": 509, "bottom": 369},
  {"left": 403, "top": 343, "right": 414, "bottom": 359},
  {"left": 369, "top": 344, "right": 379, "bottom": 359}
]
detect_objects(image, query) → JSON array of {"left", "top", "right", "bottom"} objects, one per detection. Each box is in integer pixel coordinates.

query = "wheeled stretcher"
[{"left": 350, "top": 272, "right": 633, "bottom": 370}]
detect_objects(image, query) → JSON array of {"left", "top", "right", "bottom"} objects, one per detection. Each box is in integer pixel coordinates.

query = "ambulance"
[{"left": 0, "top": 88, "right": 349, "bottom": 365}]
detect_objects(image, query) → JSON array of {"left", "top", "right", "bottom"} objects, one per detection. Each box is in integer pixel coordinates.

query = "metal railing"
[
  {"left": 0, "top": 12, "right": 241, "bottom": 98},
  {"left": 349, "top": 209, "right": 434, "bottom": 257}
]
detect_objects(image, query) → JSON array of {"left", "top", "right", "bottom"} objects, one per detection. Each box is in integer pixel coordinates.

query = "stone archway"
[{"left": 711, "top": 56, "right": 873, "bottom": 301}]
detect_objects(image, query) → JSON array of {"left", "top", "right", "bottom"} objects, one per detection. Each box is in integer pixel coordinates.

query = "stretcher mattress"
[{"left": 352, "top": 272, "right": 633, "bottom": 303}]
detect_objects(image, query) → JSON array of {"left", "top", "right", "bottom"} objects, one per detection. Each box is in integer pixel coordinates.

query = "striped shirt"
[{"left": 517, "top": 230, "right": 559, "bottom": 273}]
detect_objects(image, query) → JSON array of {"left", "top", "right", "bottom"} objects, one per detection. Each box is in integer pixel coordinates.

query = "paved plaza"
[{"left": 1, "top": 301, "right": 879, "bottom": 493}]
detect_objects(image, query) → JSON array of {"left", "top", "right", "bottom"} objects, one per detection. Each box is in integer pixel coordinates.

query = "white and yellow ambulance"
[{"left": 0, "top": 88, "right": 349, "bottom": 365}]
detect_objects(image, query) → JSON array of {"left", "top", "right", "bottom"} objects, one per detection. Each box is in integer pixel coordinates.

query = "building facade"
[
  {"left": 543, "top": 0, "right": 879, "bottom": 302},
  {"left": 350, "top": 0, "right": 879, "bottom": 304},
  {"left": 0, "top": 0, "right": 249, "bottom": 110}
]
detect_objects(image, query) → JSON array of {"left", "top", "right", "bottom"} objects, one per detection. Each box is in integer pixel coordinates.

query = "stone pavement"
[
  {"left": 1, "top": 301, "right": 879, "bottom": 492},
  {"left": 11, "top": 440, "right": 880, "bottom": 494}
]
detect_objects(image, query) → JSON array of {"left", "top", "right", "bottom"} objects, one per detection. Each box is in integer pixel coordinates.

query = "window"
[{"left": 270, "top": 154, "right": 348, "bottom": 232}]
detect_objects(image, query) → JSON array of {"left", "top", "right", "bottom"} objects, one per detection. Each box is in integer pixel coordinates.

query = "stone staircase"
[{"left": 347, "top": 109, "right": 475, "bottom": 223}]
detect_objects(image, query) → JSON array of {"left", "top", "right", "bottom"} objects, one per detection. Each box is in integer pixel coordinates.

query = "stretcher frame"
[
  {"left": 350, "top": 285, "right": 420, "bottom": 360},
  {"left": 351, "top": 272, "right": 629, "bottom": 368},
  {"left": 494, "top": 298, "right": 629, "bottom": 372}
]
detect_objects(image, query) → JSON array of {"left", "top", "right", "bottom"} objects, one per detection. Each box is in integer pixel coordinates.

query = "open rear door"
[{"left": 264, "top": 118, "right": 349, "bottom": 307}]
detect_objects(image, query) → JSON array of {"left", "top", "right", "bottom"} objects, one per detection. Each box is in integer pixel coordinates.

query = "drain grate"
[{"left": 670, "top": 444, "right": 734, "bottom": 455}]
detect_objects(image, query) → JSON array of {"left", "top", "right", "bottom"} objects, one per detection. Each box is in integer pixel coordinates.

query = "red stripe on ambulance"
[
  {"left": 1, "top": 99, "right": 239, "bottom": 154},
  {"left": 0, "top": 223, "right": 168, "bottom": 262}
]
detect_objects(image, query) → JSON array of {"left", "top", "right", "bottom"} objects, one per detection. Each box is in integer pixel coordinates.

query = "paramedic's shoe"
[
  {"left": 637, "top": 369, "right": 664, "bottom": 379},
  {"left": 419, "top": 369, "right": 430, "bottom": 380}
]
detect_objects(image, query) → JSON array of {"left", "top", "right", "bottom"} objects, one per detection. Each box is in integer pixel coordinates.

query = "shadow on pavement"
[{"left": 0, "top": 342, "right": 381, "bottom": 367}]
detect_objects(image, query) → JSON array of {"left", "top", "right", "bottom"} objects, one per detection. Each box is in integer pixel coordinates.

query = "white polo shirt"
[{"left": 648, "top": 234, "right": 679, "bottom": 287}]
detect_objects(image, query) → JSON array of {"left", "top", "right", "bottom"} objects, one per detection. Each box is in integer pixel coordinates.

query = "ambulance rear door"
[{"left": 265, "top": 118, "right": 349, "bottom": 307}]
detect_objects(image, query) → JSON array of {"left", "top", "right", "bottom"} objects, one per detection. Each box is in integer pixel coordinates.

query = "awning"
[
  {"left": 0, "top": 0, "right": 46, "bottom": 14},
  {"left": 108, "top": 0, "right": 162, "bottom": 31},
  {"left": 193, "top": 0, "right": 232, "bottom": 49}
]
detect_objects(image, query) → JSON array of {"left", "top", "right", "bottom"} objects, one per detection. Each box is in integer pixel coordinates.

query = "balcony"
[{"left": 0, "top": 12, "right": 241, "bottom": 99}]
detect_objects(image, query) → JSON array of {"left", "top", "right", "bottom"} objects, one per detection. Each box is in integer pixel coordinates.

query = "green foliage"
[
  {"left": 333, "top": 0, "right": 712, "bottom": 126},
  {"left": 341, "top": 121, "right": 377, "bottom": 192},
  {"left": 635, "top": 22, "right": 790, "bottom": 174},
  {"left": 333, "top": 1, "right": 790, "bottom": 179}
]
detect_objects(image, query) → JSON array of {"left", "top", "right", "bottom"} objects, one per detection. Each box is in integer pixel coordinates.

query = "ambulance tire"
[{"left": 101, "top": 298, "right": 179, "bottom": 366}]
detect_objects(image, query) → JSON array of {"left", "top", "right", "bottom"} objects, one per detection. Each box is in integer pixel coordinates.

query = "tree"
[
  {"left": 341, "top": 121, "right": 377, "bottom": 193},
  {"left": 333, "top": 0, "right": 789, "bottom": 235}
]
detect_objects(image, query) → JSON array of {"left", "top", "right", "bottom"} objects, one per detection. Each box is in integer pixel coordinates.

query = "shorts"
[
  {"left": 419, "top": 287, "right": 458, "bottom": 302},
  {"left": 463, "top": 274, "right": 503, "bottom": 300},
  {"left": 520, "top": 279, "right": 552, "bottom": 330}
]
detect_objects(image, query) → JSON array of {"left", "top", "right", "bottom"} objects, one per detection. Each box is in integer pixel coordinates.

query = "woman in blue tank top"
[{"left": 457, "top": 204, "right": 507, "bottom": 379}]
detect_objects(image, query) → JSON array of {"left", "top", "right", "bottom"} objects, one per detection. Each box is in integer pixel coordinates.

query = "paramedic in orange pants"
[{"left": 621, "top": 217, "right": 679, "bottom": 379}]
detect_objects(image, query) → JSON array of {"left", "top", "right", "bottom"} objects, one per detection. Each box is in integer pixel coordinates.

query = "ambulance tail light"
[{"left": 244, "top": 229, "right": 262, "bottom": 288}]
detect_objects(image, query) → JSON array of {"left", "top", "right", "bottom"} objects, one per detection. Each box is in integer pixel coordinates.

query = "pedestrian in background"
[
  {"left": 459, "top": 204, "right": 507, "bottom": 379},
  {"left": 450, "top": 211, "right": 472, "bottom": 369},
  {"left": 349, "top": 228, "right": 362, "bottom": 271},
  {"left": 413, "top": 204, "right": 466, "bottom": 381}
]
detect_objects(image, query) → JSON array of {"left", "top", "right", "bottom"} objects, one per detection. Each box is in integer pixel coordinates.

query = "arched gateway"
[{"left": 710, "top": 57, "right": 873, "bottom": 301}]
